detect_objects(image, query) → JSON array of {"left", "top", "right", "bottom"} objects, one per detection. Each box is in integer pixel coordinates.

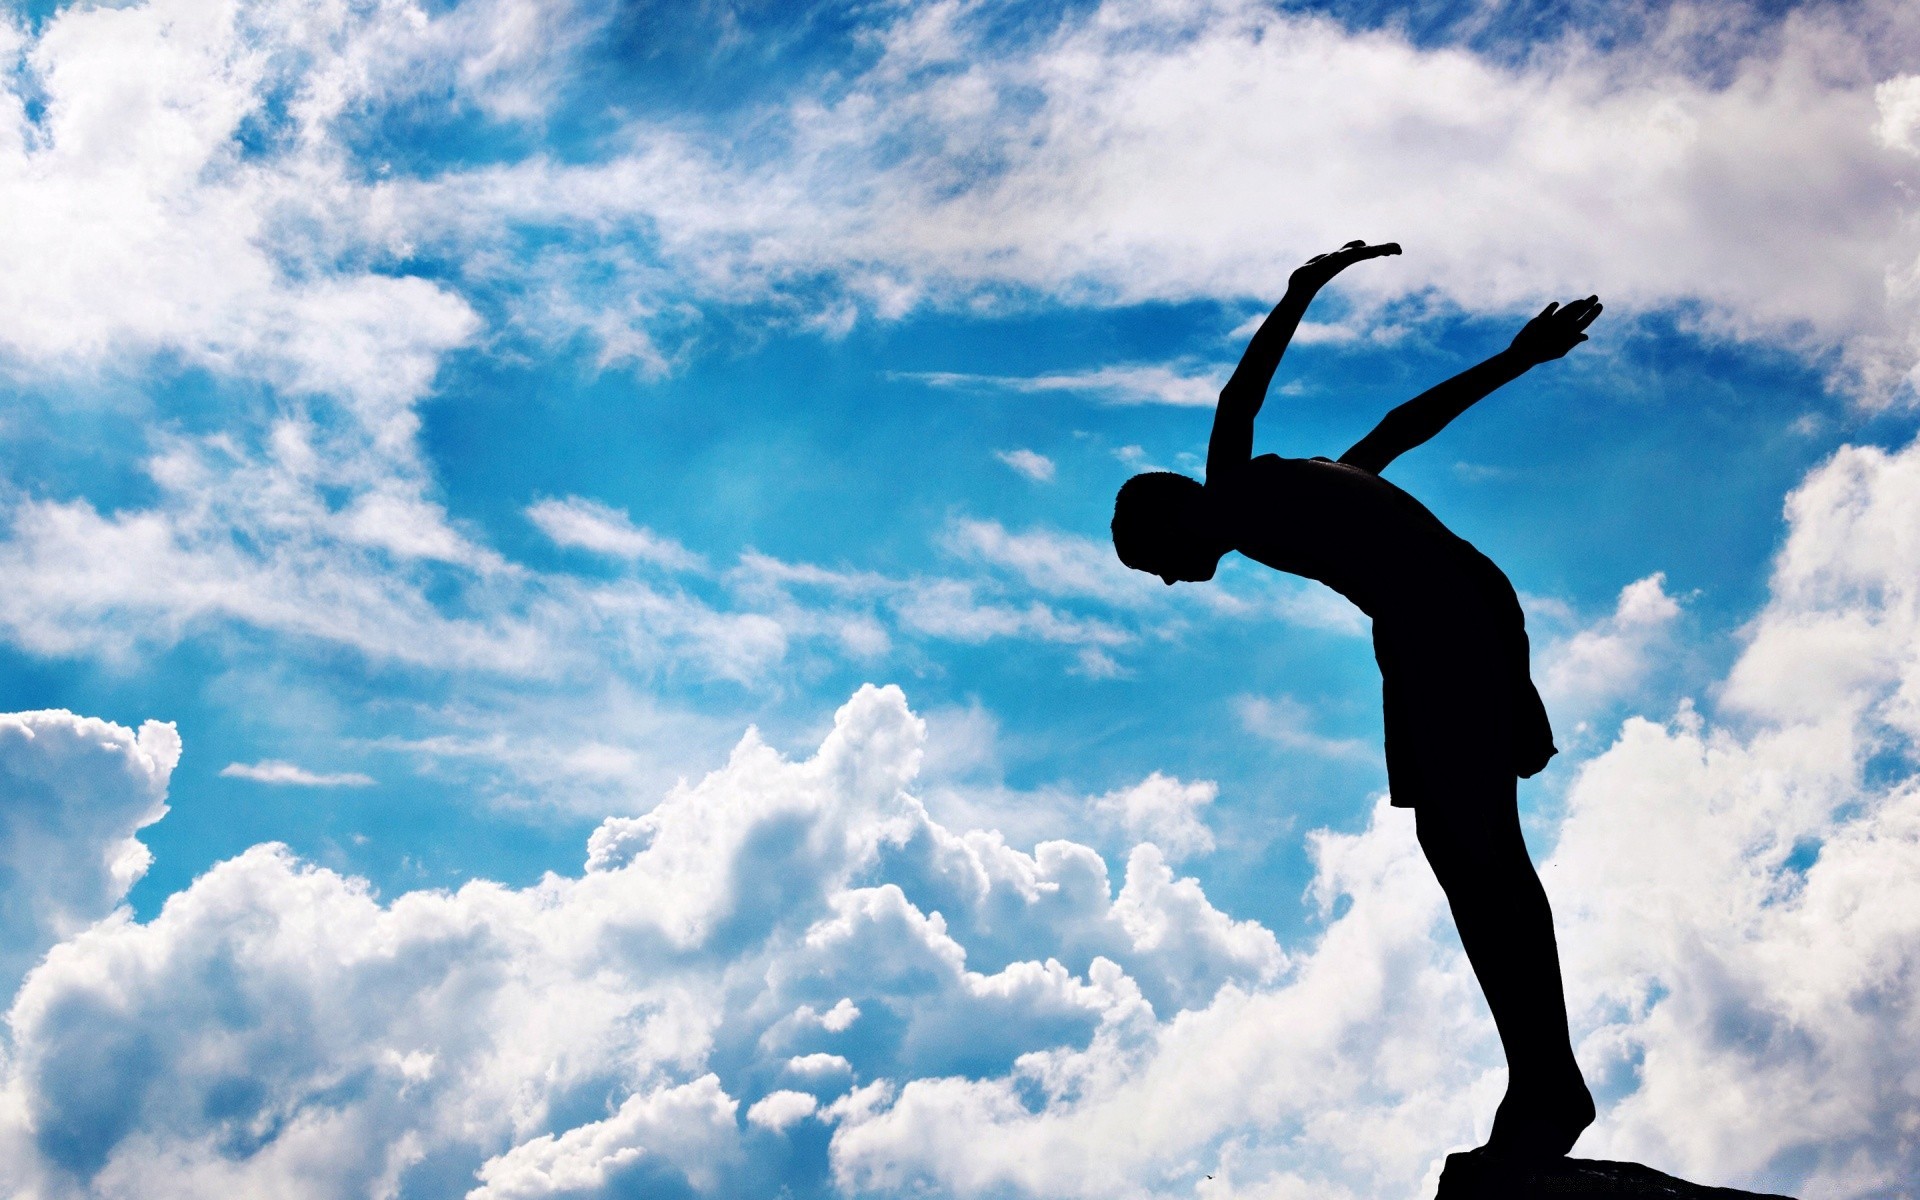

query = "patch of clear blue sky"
[{"left": 11, "top": 0, "right": 1911, "bottom": 938}]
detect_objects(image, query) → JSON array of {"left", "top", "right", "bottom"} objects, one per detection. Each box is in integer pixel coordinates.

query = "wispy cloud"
[
  {"left": 942, "top": 517, "right": 1153, "bottom": 604},
  {"left": 526, "top": 496, "right": 704, "bottom": 570},
  {"left": 220, "top": 760, "right": 376, "bottom": 788},
  {"left": 1236, "top": 694, "right": 1373, "bottom": 761},
  {"left": 899, "top": 363, "right": 1224, "bottom": 407},
  {"left": 370, "top": 0, "right": 1920, "bottom": 402}
]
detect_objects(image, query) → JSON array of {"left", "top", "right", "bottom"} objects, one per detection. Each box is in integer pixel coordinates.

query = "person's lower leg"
[
  {"left": 1452, "top": 867, "right": 1592, "bottom": 1155},
  {"left": 1419, "top": 804, "right": 1593, "bottom": 1157}
]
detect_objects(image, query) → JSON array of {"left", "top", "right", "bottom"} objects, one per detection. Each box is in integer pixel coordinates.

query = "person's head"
[{"left": 1111, "top": 471, "right": 1225, "bottom": 585}]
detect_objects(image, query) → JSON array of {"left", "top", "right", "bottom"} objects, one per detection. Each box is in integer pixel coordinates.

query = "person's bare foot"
[{"left": 1484, "top": 1071, "right": 1595, "bottom": 1161}]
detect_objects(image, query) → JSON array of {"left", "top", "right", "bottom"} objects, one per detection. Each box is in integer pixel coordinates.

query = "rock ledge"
[{"left": 1436, "top": 1150, "right": 1796, "bottom": 1198}]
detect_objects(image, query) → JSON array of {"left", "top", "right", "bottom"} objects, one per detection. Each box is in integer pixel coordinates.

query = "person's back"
[
  {"left": 1110, "top": 239, "right": 1601, "bottom": 1165},
  {"left": 1218, "top": 452, "right": 1499, "bottom": 620}
]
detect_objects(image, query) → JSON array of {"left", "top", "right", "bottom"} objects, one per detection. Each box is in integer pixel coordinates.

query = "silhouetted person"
[{"left": 1112, "top": 240, "right": 1602, "bottom": 1161}]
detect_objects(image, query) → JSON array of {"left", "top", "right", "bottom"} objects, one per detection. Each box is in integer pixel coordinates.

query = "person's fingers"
[
  {"left": 1539, "top": 301, "right": 1559, "bottom": 319},
  {"left": 1574, "top": 302, "right": 1603, "bottom": 330},
  {"left": 1342, "top": 239, "right": 1366, "bottom": 249}
]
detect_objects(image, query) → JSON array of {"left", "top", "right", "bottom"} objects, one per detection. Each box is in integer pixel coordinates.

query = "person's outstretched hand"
[
  {"left": 1508, "top": 295, "right": 1603, "bottom": 364},
  {"left": 1289, "top": 239, "right": 1401, "bottom": 293}
]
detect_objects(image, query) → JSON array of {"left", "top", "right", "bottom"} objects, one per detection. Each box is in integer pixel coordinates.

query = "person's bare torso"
[{"left": 1217, "top": 454, "right": 1507, "bottom": 623}]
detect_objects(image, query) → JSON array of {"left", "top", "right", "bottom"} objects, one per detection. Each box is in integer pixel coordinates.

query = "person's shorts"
[{"left": 1374, "top": 618, "right": 1556, "bottom": 810}]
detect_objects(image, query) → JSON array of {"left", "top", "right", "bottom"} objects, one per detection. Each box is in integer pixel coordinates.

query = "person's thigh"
[{"left": 1413, "top": 770, "right": 1526, "bottom": 883}]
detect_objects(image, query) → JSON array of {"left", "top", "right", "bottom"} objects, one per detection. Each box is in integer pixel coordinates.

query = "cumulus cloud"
[
  {"left": 0, "top": 710, "right": 177, "bottom": 995},
  {"left": 829, "top": 799, "right": 1471, "bottom": 1199},
  {"left": 0, "top": 686, "right": 1290, "bottom": 1199},
  {"left": 1537, "top": 433, "right": 1920, "bottom": 1193},
  {"left": 470, "top": 1077, "right": 741, "bottom": 1200},
  {"left": 1091, "top": 771, "right": 1219, "bottom": 861},
  {"left": 1537, "top": 572, "right": 1686, "bottom": 718}
]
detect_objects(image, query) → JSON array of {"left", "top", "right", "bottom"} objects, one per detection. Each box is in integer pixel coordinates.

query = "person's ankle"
[{"left": 1486, "top": 1074, "right": 1594, "bottom": 1160}]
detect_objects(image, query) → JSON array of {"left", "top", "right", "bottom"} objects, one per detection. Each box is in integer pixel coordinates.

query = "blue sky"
[{"left": 3, "top": 1, "right": 1920, "bottom": 1197}]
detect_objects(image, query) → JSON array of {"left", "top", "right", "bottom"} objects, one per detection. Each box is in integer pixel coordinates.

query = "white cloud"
[
  {"left": 828, "top": 798, "right": 1479, "bottom": 1199},
  {"left": 994, "top": 448, "right": 1057, "bottom": 482},
  {"left": 0, "top": 418, "right": 1161, "bottom": 697},
  {"left": 0, "top": 0, "right": 757, "bottom": 701},
  {"left": 1092, "top": 771, "right": 1219, "bottom": 861},
  {"left": 1537, "top": 433, "right": 1920, "bottom": 1193},
  {"left": 904, "top": 363, "right": 1225, "bottom": 407},
  {"left": 1237, "top": 694, "right": 1373, "bottom": 761},
  {"left": 0, "top": 710, "right": 177, "bottom": 995},
  {"left": 944, "top": 517, "right": 1153, "bottom": 604},
  {"left": 379, "top": 0, "right": 1920, "bottom": 400},
  {"left": 1072, "top": 646, "right": 1128, "bottom": 679},
  {"left": 745, "top": 1089, "right": 819, "bottom": 1132},
  {"left": 785, "top": 1052, "right": 852, "bottom": 1077},
  {"left": 526, "top": 497, "right": 703, "bottom": 571},
  {"left": 470, "top": 1077, "right": 741, "bottom": 1200},
  {"left": 729, "top": 547, "right": 1139, "bottom": 661},
  {"left": 0, "top": 0, "right": 488, "bottom": 433},
  {"left": 1721, "top": 440, "right": 1920, "bottom": 731},
  {"left": 1266, "top": 583, "right": 1371, "bottom": 637},
  {"left": 1874, "top": 73, "right": 1920, "bottom": 154},
  {"left": 0, "top": 686, "right": 1428, "bottom": 1200},
  {"left": 1538, "top": 572, "right": 1686, "bottom": 717},
  {"left": 220, "top": 760, "right": 375, "bottom": 787}
]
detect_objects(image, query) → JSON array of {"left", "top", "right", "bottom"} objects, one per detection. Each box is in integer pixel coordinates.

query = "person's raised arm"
[
  {"left": 1207, "top": 240, "right": 1401, "bottom": 482},
  {"left": 1338, "top": 295, "right": 1602, "bottom": 475}
]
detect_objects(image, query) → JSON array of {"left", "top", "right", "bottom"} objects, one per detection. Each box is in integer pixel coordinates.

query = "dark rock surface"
[{"left": 1436, "top": 1150, "right": 1797, "bottom": 1198}]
